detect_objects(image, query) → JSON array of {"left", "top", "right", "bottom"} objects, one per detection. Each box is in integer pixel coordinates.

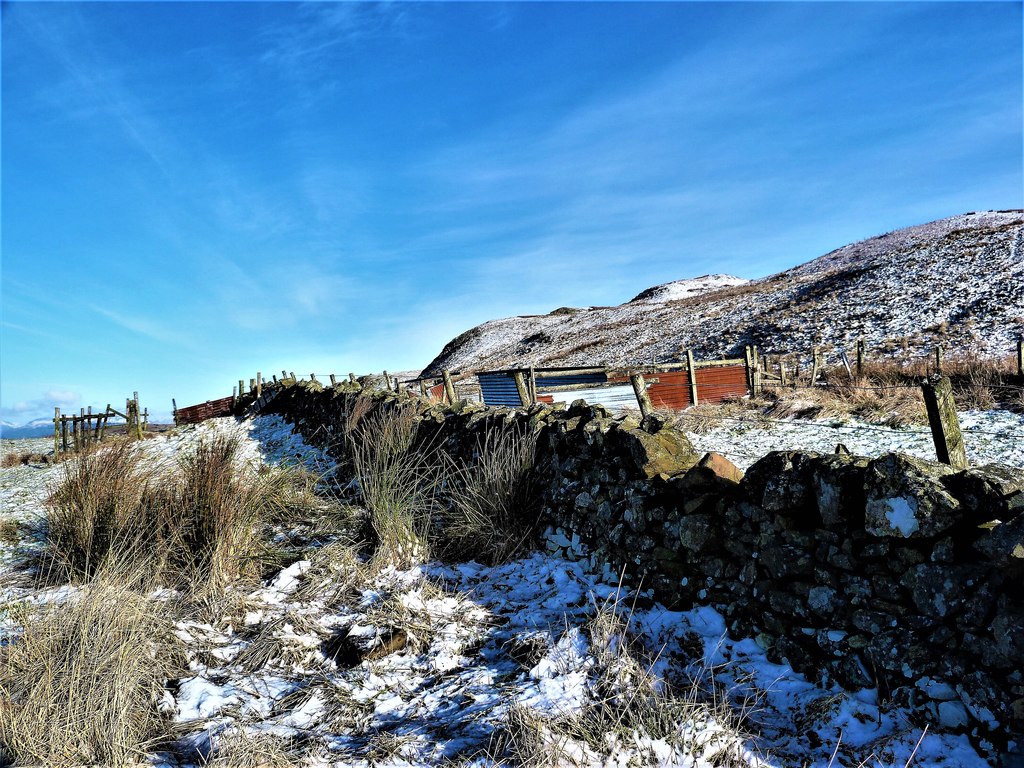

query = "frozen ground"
[
  {"left": 0, "top": 416, "right": 1003, "bottom": 766},
  {"left": 676, "top": 409, "right": 1024, "bottom": 470}
]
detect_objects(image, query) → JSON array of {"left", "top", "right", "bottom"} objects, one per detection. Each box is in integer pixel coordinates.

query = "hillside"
[{"left": 422, "top": 210, "right": 1024, "bottom": 375}]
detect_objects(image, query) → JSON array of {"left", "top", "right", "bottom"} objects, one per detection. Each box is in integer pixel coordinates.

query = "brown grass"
[
  {"left": 349, "top": 400, "right": 441, "bottom": 567},
  {"left": 442, "top": 423, "right": 540, "bottom": 564},
  {"left": 0, "top": 566, "right": 180, "bottom": 767}
]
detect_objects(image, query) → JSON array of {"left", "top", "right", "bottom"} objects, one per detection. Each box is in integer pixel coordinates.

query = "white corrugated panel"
[{"left": 545, "top": 384, "right": 638, "bottom": 412}]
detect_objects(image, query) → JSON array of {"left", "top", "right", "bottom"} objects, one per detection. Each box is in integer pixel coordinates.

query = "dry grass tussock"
[
  {"left": 349, "top": 400, "right": 441, "bottom": 567},
  {"left": 43, "top": 433, "right": 315, "bottom": 591},
  {"left": 1, "top": 451, "right": 54, "bottom": 468},
  {"left": 491, "top": 595, "right": 757, "bottom": 767},
  {"left": 203, "top": 729, "right": 305, "bottom": 767},
  {"left": 0, "top": 565, "right": 180, "bottom": 768},
  {"left": 442, "top": 423, "right": 540, "bottom": 565}
]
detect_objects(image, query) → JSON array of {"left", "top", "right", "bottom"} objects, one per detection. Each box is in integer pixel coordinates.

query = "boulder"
[
  {"left": 864, "top": 453, "right": 961, "bottom": 538},
  {"left": 616, "top": 424, "right": 697, "bottom": 479}
]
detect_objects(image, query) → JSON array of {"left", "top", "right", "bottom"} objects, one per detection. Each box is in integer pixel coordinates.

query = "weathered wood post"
[
  {"left": 53, "top": 407, "right": 60, "bottom": 456},
  {"left": 779, "top": 358, "right": 789, "bottom": 387},
  {"left": 174, "top": 398, "right": 180, "bottom": 424},
  {"left": 101, "top": 406, "right": 111, "bottom": 441},
  {"left": 751, "top": 356, "right": 763, "bottom": 397},
  {"left": 810, "top": 347, "right": 821, "bottom": 386},
  {"left": 685, "top": 349, "right": 699, "bottom": 406},
  {"left": 856, "top": 338, "right": 865, "bottom": 376},
  {"left": 442, "top": 369, "right": 457, "bottom": 404},
  {"left": 512, "top": 371, "right": 531, "bottom": 407},
  {"left": 529, "top": 365, "right": 537, "bottom": 404},
  {"left": 134, "top": 392, "right": 143, "bottom": 439},
  {"left": 934, "top": 346, "right": 943, "bottom": 375},
  {"left": 1017, "top": 338, "right": 1023, "bottom": 378},
  {"left": 744, "top": 345, "right": 754, "bottom": 389},
  {"left": 630, "top": 373, "right": 653, "bottom": 417},
  {"left": 921, "top": 376, "right": 967, "bottom": 469}
]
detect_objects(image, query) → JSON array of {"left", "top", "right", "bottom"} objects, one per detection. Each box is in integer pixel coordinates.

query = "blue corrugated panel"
[
  {"left": 534, "top": 372, "right": 607, "bottom": 388},
  {"left": 479, "top": 373, "right": 524, "bottom": 407}
]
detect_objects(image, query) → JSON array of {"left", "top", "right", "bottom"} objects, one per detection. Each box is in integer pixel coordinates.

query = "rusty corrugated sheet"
[
  {"left": 647, "top": 371, "right": 693, "bottom": 410},
  {"left": 694, "top": 364, "right": 749, "bottom": 403},
  {"left": 175, "top": 396, "right": 235, "bottom": 425}
]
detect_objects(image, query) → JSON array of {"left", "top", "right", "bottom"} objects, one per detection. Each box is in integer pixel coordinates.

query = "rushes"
[
  {"left": 444, "top": 423, "right": 539, "bottom": 565},
  {"left": 350, "top": 401, "right": 440, "bottom": 567},
  {"left": 44, "top": 440, "right": 158, "bottom": 581},
  {"left": 0, "top": 568, "right": 179, "bottom": 768}
]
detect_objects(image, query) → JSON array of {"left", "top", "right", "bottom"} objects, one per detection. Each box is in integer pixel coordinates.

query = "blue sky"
[{"left": 2, "top": 1, "right": 1021, "bottom": 423}]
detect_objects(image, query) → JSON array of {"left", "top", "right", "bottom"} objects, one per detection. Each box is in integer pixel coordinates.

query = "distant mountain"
[
  {"left": 422, "top": 210, "right": 1024, "bottom": 375},
  {"left": 0, "top": 418, "right": 55, "bottom": 439}
]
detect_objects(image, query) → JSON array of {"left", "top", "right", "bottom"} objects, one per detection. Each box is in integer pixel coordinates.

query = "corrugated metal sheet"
[
  {"left": 545, "top": 384, "right": 637, "bottom": 411},
  {"left": 645, "top": 363, "right": 749, "bottom": 410},
  {"left": 535, "top": 371, "right": 607, "bottom": 388},
  {"left": 647, "top": 371, "right": 693, "bottom": 410},
  {"left": 694, "top": 364, "right": 748, "bottom": 404},
  {"left": 175, "top": 396, "right": 235, "bottom": 425},
  {"left": 479, "top": 372, "right": 525, "bottom": 407}
]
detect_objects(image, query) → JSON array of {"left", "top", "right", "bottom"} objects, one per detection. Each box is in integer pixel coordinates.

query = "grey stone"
[{"left": 864, "top": 453, "right": 961, "bottom": 538}]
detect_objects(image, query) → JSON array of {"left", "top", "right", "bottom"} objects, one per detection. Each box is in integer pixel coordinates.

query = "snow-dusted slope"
[{"left": 422, "top": 210, "right": 1024, "bottom": 375}]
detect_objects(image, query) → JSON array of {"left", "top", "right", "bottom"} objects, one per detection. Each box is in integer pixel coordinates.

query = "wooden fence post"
[
  {"left": 744, "top": 345, "right": 753, "bottom": 388},
  {"left": 512, "top": 371, "right": 530, "bottom": 407},
  {"left": 934, "top": 346, "right": 943, "bottom": 375},
  {"left": 53, "top": 407, "right": 60, "bottom": 456},
  {"left": 529, "top": 365, "right": 537, "bottom": 404},
  {"left": 442, "top": 369, "right": 457, "bottom": 404},
  {"left": 856, "top": 338, "right": 865, "bottom": 376},
  {"left": 685, "top": 349, "right": 699, "bottom": 406},
  {"left": 630, "top": 373, "right": 653, "bottom": 417},
  {"left": 810, "top": 347, "right": 820, "bottom": 386},
  {"left": 921, "top": 376, "right": 967, "bottom": 469},
  {"left": 752, "top": 356, "right": 762, "bottom": 397},
  {"left": 779, "top": 358, "right": 789, "bottom": 387},
  {"left": 1017, "top": 338, "right": 1023, "bottom": 378},
  {"left": 134, "top": 392, "right": 143, "bottom": 439}
]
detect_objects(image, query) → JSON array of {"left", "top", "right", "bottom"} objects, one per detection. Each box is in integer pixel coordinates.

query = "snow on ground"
[
  {"left": 676, "top": 409, "right": 1024, "bottom": 470},
  {"left": 0, "top": 414, "right": 999, "bottom": 766}
]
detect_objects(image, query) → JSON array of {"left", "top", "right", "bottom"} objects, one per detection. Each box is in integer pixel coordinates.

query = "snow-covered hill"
[
  {"left": 0, "top": 418, "right": 56, "bottom": 439},
  {"left": 422, "top": 210, "right": 1024, "bottom": 375}
]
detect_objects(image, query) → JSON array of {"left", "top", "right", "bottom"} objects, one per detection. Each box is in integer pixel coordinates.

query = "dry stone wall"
[{"left": 249, "top": 381, "right": 1024, "bottom": 755}]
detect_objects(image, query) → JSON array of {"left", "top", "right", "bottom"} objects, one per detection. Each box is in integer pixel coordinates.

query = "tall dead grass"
[
  {"left": 44, "top": 440, "right": 160, "bottom": 581},
  {"left": 443, "top": 423, "right": 540, "bottom": 564},
  {"left": 349, "top": 400, "right": 440, "bottom": 567},
  {"left": 43, "top": 433, "right": 309, "bottom": 591},
  {"left": 0, "top": 566, "right": 179, "bottom": 767}
]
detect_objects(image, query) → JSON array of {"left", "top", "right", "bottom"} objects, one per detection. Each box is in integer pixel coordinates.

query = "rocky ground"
[{"left": 0, "top": 415, "right": 1003, "bottom": 767}]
